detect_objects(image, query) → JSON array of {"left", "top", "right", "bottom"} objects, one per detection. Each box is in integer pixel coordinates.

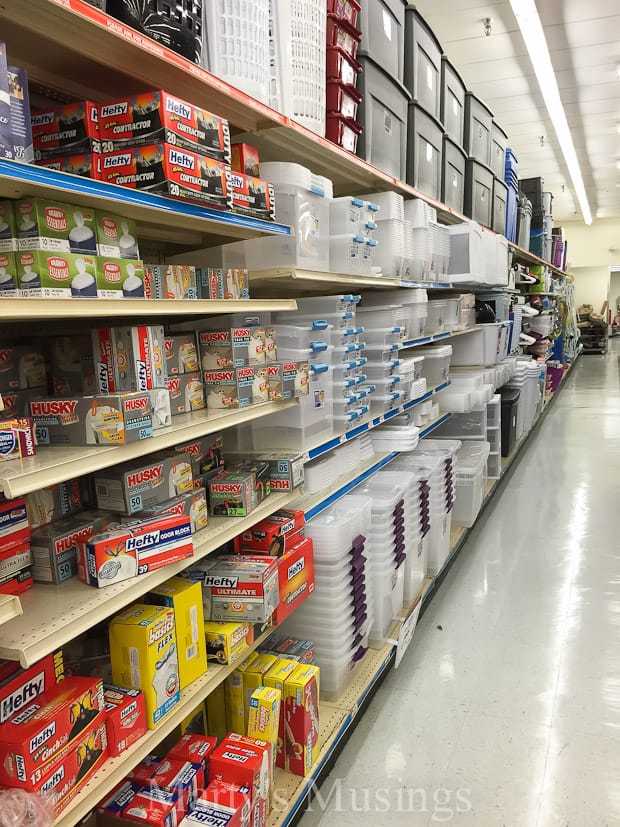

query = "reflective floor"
[{"left": 299, "top": 344, "right": 620, "bottom": 826}]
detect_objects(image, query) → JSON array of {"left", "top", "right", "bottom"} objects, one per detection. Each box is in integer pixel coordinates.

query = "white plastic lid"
[{"left": 418, "top": 344, "right": 453, "bottom": 357}]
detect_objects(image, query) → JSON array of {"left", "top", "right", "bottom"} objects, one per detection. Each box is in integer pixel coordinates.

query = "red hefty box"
[
  {"left": 230, "top": 171, "right": 275, "bottom": 222},
  {"left": 234, "top": 509, "right": 305, "bottom": 556},
  {"left": 32, "top": 100, "right": 100, "bottom": 159},
  {"left": 30, "top": 715, "right": 108, "bottom": 816},
  {"left": 0, "top": 567, "right": 33, "bottom": 596},
  {"left": 167, "top": 733, "right": 217, "bottom": 778},
  {"left": 38, "top": 152, "right": 101, "bottom": 180},
  {"left": 210, "top": 738, "right": 271, "bottom": 827},
  {"left": 0, "top": 650, "right": 64, "bottom": 726},
  {"left": 99, "top": 143, "right": 233, "bottom": 212},
  {"left": 150, "top": 756, "right": 204, "bottom": 812},
  {"left": 0, "top": 676, "right": 104, "bottom": 787},
  {"left": 0, "top": 497, "right": 29, "bottom": 561},
  {"left": 103, "top": 684, "right": 147, "bottom": 756},
  {"left": 98, "top": 91, "right": 231, "bottom": 163},
  {"left": 199, "top": 780, "right": 251, "bottom": 818},
  {"left": 274, "top": 537, "right": 315, "bottom": 624},
  {"left": 118, "top": 787, "right": 182, "bottom": 826},
  {"left": 128, "top": 753, "right": 162, "bottom": 785},
  {"left": 231, "top": 143, "right": 259, "bottom": 177}
]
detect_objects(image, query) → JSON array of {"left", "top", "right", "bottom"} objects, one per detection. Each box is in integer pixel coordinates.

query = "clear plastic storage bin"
[
  {"left": 417, "top": 344, "right": 452, "bottom": 386},
  {"left": 450, "top": 323, "right": 502, "bottom": 366},
  {"left": 329, "top": 234, "right": 372, "bottom": 275},
  {"left": 434, "top": 407, "right": 487, "bottom": 438},
  {"left": 425, "top": 300, "right": 448, "bottom": 335},
  {"left": 452, "top": 441, "right": 490, "bottom": 527},
  {"left": 330, "top": 196, "right": 366, "bottom": 235},
  {"left": 358, "top": 191, "right": 405, "bottom": 221}
]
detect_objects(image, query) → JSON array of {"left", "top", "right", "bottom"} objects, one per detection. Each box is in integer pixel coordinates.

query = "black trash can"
[{"left": 499, "top": 387, "right": 520, "bottom": 457}]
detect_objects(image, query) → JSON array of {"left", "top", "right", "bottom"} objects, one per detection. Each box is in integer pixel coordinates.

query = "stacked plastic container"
[
  {"left": 451, "top": 441, "right": 491, "bottom": 527},
  {"left": 269, "top": 0, "right": 327, "bottom": 136},
  {"left": 486, "top": 393, "right": 502, "bottom": 479},
  {"left": 326, "top": 0, "right": 364, "bottom": 152},
  {"left": 504, "top": 148, "right": 519, "bottom": 242},
  {"left": 356, "top": 0, "right": 409, "bottom": 180},
  {"left": 356, "top": 475, "right": 407, "bottom": 647},
  {"left": 360, "top": 286, "right": 429, "bottom": 340},
  {"left": 290, "top": 294, "right": 376, "bottom": 436},
  {"left": 403, "top": 6, "right": 444, "bottom": 199},
  {"left": 329, "top": 195, "right": 379, "bottom": 275},
  {"left": 280, "top": 494, "right": 372, "bottom": 700},
  {"left": 412, "top": 439, "right": 460, "bottom": 572},
  {"left": 359, "top": 191, "right": 407, "bottom": 278}
]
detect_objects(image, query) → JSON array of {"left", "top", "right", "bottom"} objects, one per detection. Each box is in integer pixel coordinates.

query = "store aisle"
[{"left": 298, "top": 348, "right": 620, "bottom": 827}]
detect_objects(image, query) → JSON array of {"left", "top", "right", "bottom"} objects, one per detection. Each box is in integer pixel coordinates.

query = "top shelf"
[{"left": 0, "top": 0, "right": 570, "bottom": 279}]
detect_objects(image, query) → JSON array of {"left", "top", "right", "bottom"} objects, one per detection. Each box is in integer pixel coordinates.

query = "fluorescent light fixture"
[
  {"left": 617, "top": 160, "right": 620, "bottom": 170},
  {"left": 509, "top": 0, "right": 592, "bottom": 225}
]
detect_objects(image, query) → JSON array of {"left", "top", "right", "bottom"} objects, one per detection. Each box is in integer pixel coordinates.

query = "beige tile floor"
[{"left": 299, "top": 343, "right": 620, "bottom": 826}]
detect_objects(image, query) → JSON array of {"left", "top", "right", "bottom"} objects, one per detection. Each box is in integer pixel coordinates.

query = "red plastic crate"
[
  {"left": 326, "top": 114, "right": 362, "bottom": 153},
  {"left": 326, "top": 46, "right": 362, "bottom": 87},
  {"left": 327, "top": 0, "right": 361, "bottom": 27},
  {"left": 326, "top": 81, "right": 362, "bottom": 120},
  {"left": 327, "top": 14, "right": 362, "bottom": 58}
]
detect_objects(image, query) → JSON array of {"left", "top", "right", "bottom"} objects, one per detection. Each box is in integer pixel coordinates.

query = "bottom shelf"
[{"left": 265, "top": 352, "right": 580, "bottom": 827}]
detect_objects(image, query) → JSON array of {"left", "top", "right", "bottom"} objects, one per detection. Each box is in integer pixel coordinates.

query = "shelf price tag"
[{"left": 392, "top": 601, "right": 422, "bottom": 669}]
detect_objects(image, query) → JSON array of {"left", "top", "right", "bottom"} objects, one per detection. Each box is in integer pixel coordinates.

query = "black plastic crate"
[
  {"left": 358, "top": 0, "right": 405, "bottom": 85},
  {"left": 464, "top": 92, "right": 493, "bottom": 165},
  {"left": 492, "top": 177, "right": 508, "bottom": 235},
  {"left": 490, "top": 121, "right": 508, "bottom": 179},
  {"left": 441, "top": 136, "right": 466, "bottom": 213},
  {"left": 464, "top": 158, "right": 494, "bottom": 227},
  {"left": 357, "top": 55, "right": 411, "bottom": 180},
  {"left": 406, "top": 102, "right": 443, "bottom": 199},
  {"left": 441, "top": 56, "right": 466, "bottom": 147},
  {"left": 519, "top": 176, "right": 544, "bottom": 210},
  {"left": 404, "top": 6, "right": 443, "bottom": 122},
  {"left": 107, "top": 0, "right": 203, "bottom": 63}
]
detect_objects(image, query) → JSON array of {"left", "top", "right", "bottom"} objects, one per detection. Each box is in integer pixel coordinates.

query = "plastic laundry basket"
[
  {"left": 204, "top": 0, "right": 270, "bottom": 104},
  {"left": 269, "top": 0, "right": 327, "bottom": 136}
]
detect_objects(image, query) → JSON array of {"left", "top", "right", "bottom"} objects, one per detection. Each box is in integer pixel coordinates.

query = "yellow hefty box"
[
  {"left": 148, "top": 577, "right": 207, "bottom": 689},
  {"left": 247, "top": 686, "right": 281, "bottom": 751},
  {"left": 264, "top": 658, "right": 300, "bottom": 769},
  {"left": 109, "top": 604, "right": 180, "bottom": 729},
  {"left": 206, "top": 682, "right": 228, "bottom": 743},
  {"left": 204, "top": 620, "right": 254, "bottom": 666},
  {"left": 225, "top": 652, "right": 258, "bottom": 735},
  {"left": 284, "top": 664, "right": 320, "bottom": 777},
  {"left": 243, "top": 654, "right": 278, "bottom": 729}
]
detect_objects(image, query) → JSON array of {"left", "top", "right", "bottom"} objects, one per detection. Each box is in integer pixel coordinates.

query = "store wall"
[
  {"left": 572, "top": 266, "right": 609, "bottom": 310},
  {"left": 562, "top": 219, "right": 620, "bottom": 268},
  {"left": 562, "top": 220, "right": 619, "bottom": 311}
]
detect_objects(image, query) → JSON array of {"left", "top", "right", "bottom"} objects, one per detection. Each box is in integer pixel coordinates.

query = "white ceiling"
[{"left": 411, "top": 0, "right": 620, "bottom": 224}]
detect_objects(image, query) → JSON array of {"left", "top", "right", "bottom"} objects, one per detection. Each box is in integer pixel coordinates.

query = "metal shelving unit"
[{"left": 0, "top": 5, "right": 577, "bottom": 824}]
